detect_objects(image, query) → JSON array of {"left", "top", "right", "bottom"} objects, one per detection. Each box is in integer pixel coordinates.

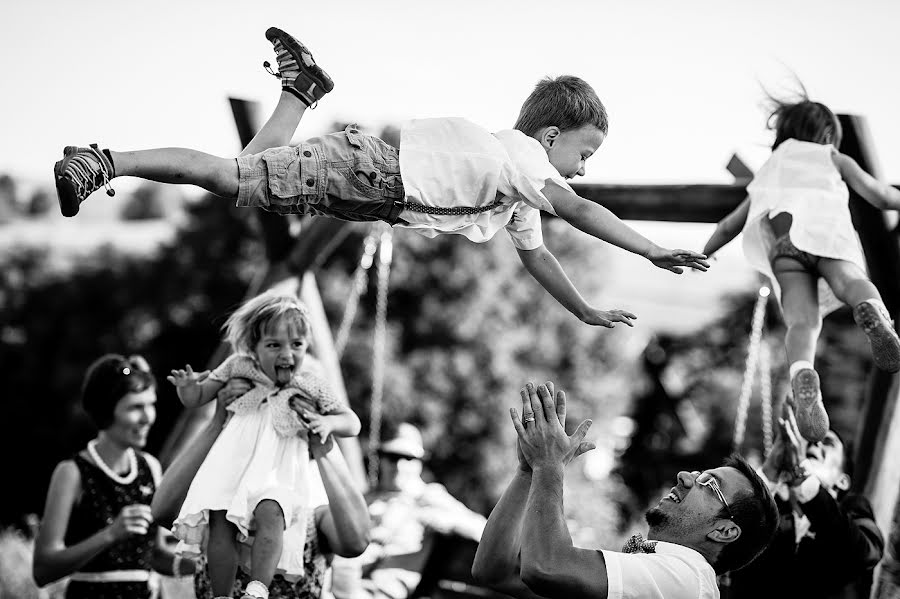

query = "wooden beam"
[{"left": 570, "top": 183, "right": 747, "bottom": 223}]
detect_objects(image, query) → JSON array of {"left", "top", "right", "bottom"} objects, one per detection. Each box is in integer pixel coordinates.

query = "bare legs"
[
  {"left": 241, "top": 92, "right": 307, "bottom": 157},
  {"left": 774, "top": 259, "right": 829, "bottom": 441},
  {"left": 774, "top": 262, "right": 821, "bottom": 365},
  {"left": 818, "top": 258, "right": 880, "bottom": 307},
  {"left": 108, "top": 91, "right": 308, "bottom": 200},
  {"left": 110, "top": 148, "right": 239, "bottom": 198},
  {"left": 249, "top": 499, "right": 286, "bottom": 587},
  {"left": 208, "top": 510, "right": 239, "bottom": 596}
]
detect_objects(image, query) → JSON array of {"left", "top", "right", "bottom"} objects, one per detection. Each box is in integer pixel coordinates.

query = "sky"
[
  {"left": 3, "top": 0, "right": 900, "bottom": 186},
  {"left": 2, "top": 0, "right": 899, "bottom": 336}
]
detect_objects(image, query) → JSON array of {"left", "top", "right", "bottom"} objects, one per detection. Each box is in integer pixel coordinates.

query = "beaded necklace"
[{"left": 86, "top": 439, "right": 138, "bottom": 485}]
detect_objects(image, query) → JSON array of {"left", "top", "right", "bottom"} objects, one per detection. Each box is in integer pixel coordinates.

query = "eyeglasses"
[{"left": 696, "top": 472, "right": 733, "bottom": 519}]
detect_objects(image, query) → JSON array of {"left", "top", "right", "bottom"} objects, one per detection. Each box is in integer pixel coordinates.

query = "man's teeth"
[{"left": 667, "top": 491, "right": 681, "bottom": 503}]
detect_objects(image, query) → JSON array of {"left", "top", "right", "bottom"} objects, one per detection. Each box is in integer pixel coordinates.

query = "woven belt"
[
  {"left": 69, "top": 569, "right": 151, "bottom": 583},
  {"left": 401, "top": 200, "right": 503, "bottom": 216}
]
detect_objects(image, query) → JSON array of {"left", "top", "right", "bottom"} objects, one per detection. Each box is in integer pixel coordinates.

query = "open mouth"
[
  {"left": 274, "top": 364, "right": 295, "bottom": 385},
  {"left": 664, "top": 488, "right": 682, "bottom": 504}
]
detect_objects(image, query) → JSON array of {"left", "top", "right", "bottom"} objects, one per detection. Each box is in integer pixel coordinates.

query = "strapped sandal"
[
  {"left": 263, "top": 27, "right": 334, "bottom": 108},
  {"left": 53, "top": 144, "right": 116, "bottom": 217}
]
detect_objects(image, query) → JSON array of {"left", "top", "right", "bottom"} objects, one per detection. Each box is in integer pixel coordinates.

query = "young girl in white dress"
[
  {"left": 167, "top": 292, "right": 360, "bottom": 599},
  {"left": 703, "top": 92, "right": 900, "bottom": 443}
]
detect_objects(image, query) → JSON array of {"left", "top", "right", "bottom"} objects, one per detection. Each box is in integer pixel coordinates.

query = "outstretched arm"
[
  {"left": 167, "top": 365, "right": 223, "bottom": 409},
  {"left": 472, "top": 467, "right": 547, "bottom": 599},
  {"left": 544, "top": 185, "right": 708, "bottom": 273},
  {"left": 833, "top": 151, "right": 900, "bottom": 210},
  {"left": 516, "top": 244, "right": 637, "bottom": 328},
  {"left": 703, "top": 197, "right": 750, "bottom": 258},
  {"left": 515, "top": 383, "right": 607, "bottom": 599}
]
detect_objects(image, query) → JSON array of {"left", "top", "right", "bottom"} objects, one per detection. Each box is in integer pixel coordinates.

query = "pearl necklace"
[{"left": 87, "top": 439, "right": 138, "bottom": 485}]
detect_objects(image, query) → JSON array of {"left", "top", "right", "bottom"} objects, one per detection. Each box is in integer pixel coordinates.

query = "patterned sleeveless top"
[
  {"left": 64, "top": 451, "right": 158, "bottom": 599},
  {"left": 193, "top": 512, "right": 328, "bottom": 598}
]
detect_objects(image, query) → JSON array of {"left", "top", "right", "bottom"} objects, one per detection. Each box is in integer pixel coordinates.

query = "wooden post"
[{"left": 838, "top": 115, "right": 900, "bottom": 598}]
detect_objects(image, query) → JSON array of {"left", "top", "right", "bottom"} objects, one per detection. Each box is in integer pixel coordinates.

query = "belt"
[{"left": 69, "top": 569, "right": 151, "bottom": 583}]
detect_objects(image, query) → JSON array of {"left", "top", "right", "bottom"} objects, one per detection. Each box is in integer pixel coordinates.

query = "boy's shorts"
[
  {"left": 769, "top": 234, "right": 820, "bottom": 273},
  {"left": 236, "top": 124, "right": 407, "bottom": 224}
]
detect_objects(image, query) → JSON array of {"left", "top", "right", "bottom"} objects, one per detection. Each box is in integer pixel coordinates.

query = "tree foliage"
[{"left": 1, "top": 174, "right": 631, "bottom": 539}]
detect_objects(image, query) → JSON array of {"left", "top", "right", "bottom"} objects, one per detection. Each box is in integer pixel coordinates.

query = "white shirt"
[
  {"left": 742, "top": 138, "right": 866, "bottom": 316},
  {"left": 398, "top": 117, "right": 575, "bottom": 250},
  {"left": 602, "top": 542, "right": 719, "bottom": 599}
]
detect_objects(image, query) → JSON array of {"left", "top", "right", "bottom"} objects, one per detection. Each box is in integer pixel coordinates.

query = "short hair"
[
  {"left": 713, "top": 453, "right": 779, "bottom": 574},
  {"left": 514, "top": 75, "right": 609, "bottom": 137},
  {"left": 81, "top": 354, "right": 155, "bottom": 429},
  {"left": 765, "top": 82, "right": 841, "bottom": 150},
  {"left": 223, "top": 291, "right": 311, "bottom": 356}
]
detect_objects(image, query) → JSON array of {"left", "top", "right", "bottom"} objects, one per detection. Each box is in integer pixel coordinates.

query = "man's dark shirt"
[{"left": 727, "top": 489, "right": 883, "bottom": 599}]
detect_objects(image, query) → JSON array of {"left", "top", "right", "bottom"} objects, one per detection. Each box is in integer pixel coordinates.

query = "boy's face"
[{"left": 540, "top": 124, "right": 606, "bottom": 180}]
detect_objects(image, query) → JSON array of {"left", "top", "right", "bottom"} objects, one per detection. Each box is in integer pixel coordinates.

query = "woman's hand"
[
  {"left": 213, "top": 377, "right": 253, "bottom": 423},
  {"left": 106, "top": 504, "right": 153, "bottom": 542},
  {"left": 309, "top": 428, "right": 335, "bottom": 459}
]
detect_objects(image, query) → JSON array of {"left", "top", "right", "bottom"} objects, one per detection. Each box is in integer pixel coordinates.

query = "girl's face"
[
  {"left": 105, "top": 387, "right": 157, "bottom": 449},
  {"left": 254, "top": 317, "right": 309, "bottom": 387}
]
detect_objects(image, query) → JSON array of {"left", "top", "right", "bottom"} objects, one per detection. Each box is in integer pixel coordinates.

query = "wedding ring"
[{"left": 523, "top": 415, "right": 536, "bottom": 423}]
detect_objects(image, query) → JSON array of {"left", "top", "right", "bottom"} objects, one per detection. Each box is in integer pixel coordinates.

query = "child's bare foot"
[
  {"left": 53, "top": 144, "right": 116, "bottom": 217},
  {"left": 853, "top": 300, "right": 900, "bottom": 373},
  {"left": 264, "top": 27, "right": 334, "bottom": 108},
  {"left": 790, "top": 368, "right": 828, "bottom": 443}
]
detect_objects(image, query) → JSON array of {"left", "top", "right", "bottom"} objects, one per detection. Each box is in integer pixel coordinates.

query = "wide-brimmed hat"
[{"left": 378, "top": 423, "right": 425, "bottom": 460}]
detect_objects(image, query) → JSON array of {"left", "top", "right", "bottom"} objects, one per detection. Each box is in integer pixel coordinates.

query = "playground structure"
[{"left": 159, "top": 101, "right": 900, "bottom": 597}]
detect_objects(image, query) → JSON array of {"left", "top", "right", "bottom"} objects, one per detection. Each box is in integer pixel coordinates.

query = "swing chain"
[
  {"left": 335, "top": 232, "right": 379, "bottom": 359},
  {"left": 733, "top": 286, "right": 770, "bottom": 452},
  {"left": 367, "top": 227, "right": 393, "bottom": 487},
  {"left": 759, "top": 339, "right": 774, "bottom": 458}
]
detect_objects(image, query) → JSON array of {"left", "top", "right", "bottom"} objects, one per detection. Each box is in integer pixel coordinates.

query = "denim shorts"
[
  {"left": 236, "top": 124, "right": 406, "bottom": 224},
  {"left": 769, "top": 234, "right": 820, "bottom": 273}
]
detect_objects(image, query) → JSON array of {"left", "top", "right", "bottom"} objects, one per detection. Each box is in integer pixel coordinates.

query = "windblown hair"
[
  {"left": 224, "top": 292, "right": 311, "bottom": 357},
  {"left": 712, "top": 453, "right": 779, "bottom": 574},
  {"left": 514, "top": 75, "right": 608, "bottom": 137},
  {"left": 81, "top": 354, "right": 155, "bottom": 429},
  {"left": 765, "top": 80, "right": 842, "bottom": 150}
]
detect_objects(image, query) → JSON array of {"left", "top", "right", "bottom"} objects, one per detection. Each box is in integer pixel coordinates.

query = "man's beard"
[{"left": 645, "top": 506, "right": 667, "bottom": 528}]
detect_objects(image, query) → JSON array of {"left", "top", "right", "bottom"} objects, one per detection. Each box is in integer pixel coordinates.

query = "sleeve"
[
  {"left": 601, "top": 551, "right": 702, "bottom": 599},
  {"left": 295, "top": 370, "right": 344, "bottom": 414},
  {"left": 799, "top": 490, "right": 884, "bottom": 574},
  {"left": 495, "top": 130, "right": 575, "bottom": 215},
  {"left": 207, "top": 353, "right": 244, "bottom": 383},
  {"left": 504, "top": 203, "right": 544, "bottom": 251}
]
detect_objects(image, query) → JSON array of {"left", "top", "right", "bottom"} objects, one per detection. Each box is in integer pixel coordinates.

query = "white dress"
[
  {"left": 173, "top": 354, "right": 342, "bottom": 580},
  {"left": 741, "top": 138, "right": 867, "bottom": 316}
]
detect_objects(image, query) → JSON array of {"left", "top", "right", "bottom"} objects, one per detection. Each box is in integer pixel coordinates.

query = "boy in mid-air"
[{"left": 54, "top": 27, "right": 708, "bottom": 328}]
